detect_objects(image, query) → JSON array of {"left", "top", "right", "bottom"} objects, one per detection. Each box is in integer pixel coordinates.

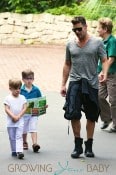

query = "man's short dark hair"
[{"left": 71, "top": 16, "right": 86, "bottom": 25}]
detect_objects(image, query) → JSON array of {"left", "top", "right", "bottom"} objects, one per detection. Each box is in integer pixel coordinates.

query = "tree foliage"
[
  {"left": 47, "top": 0, "right": 116, "bottom": 23},
  {"left": 0, "top": 0, "right": 52, "bottom": 13},
  {"left": 0, "top": 0, "right": 115, "bottom": 24}
]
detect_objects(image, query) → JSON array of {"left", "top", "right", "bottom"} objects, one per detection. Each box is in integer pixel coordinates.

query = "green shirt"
[{"left": 97, "top": 35, "right": 116, "bottom": 73}]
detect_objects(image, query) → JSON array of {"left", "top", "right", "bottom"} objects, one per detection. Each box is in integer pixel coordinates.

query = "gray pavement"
[{"left": 0, "top": 46, "right": 116, "bottom": 175}]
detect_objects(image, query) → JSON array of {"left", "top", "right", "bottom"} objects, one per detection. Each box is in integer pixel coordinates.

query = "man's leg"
[
  {"left": 107, "top": 74, "right": 116, "bottom": 132},
  {"left": 71, "top": 119, "right": 83, "bottom": 158},
  {"left": 99, "top": 82, "right": 112, "bottom": 129},
  {"left": 84, "top": 119, "right": 95, "bottom": 157},
  {"left": 86, "top": 119, "right": 95, "bottom": 139},
  {"left": 71, "top": 119, "right": 81, "bottom": 137}
]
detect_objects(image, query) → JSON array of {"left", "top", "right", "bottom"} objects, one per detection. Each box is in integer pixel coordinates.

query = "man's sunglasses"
[{"left": 72, "top": 27, "right": 82, "bottom": 32}]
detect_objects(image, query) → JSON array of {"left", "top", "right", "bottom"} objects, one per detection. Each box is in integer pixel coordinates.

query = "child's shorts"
[{"left": 23, "top": 114, "right": 38, "bottom": 133}]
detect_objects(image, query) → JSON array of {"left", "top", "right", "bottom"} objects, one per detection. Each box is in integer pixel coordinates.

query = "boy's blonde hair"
[
  {"left": 9, "top": 78, "right": 22, "bottom": 89},
  {"left": 22, "top": 69, "right": 34, "bottom": 79},
  {"left": 98, "top": 17, "right": 113, "bottom": 33}
]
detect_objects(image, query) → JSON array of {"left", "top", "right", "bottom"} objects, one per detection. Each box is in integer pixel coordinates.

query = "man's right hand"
[
  {"left": 60, "top": 86, "right": 67, "bottom": 97},
  {"left": 98, "top": 71, "right": 107, "bottom": 84}
]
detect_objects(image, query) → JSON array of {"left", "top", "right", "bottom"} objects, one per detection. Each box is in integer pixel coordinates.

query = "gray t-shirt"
[{"left": 66, "top": 37, "right": 106, "bottom": 89}]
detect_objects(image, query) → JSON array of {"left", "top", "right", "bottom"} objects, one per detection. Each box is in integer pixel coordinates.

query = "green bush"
[
  {"left": 46, "top": 2, "right": 116, "bottom": 21},
  {"left": 46, "top": 1, "right": 116, "bottom": 34},
  {"left": 0, "top": 0, "right": 115, "bottom": 27},
  {"left": 0, "top": 0, "right": 52, "bottom": 13}
]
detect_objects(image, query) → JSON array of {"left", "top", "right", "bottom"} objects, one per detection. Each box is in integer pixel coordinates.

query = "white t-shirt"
[{"left": 4, "top": 94, "right": 27, "bottom": 127}]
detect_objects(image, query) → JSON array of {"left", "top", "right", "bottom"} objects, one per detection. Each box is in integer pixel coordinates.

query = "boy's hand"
[
  {"left": 45, "top": 105, "right": 48, "bottom": 108},
  {"left": 32, "top": 108, "right": 39, "bottom": 116},
  {"left": 12, "top": 115, "right": 20, "bottom": 122},
  {"left": 12, "top": 117, "right": 18, "bottom": 122}
]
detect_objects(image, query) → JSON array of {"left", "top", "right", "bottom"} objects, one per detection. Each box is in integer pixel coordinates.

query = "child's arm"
[
  {"left": 16, "top": 103, "right": 27, "bottom": 120},
  {"left": 4, "top": 103, "right": 27, "bottom": 122},
  {"left": 4, "top": 104, "right": 16, "bottom": 121}
]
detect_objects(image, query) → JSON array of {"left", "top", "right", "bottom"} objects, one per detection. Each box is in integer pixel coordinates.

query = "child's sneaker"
[
  {"left": 32, "top": 144, "right": 40, "bottom": 153},
  {"left": 12, "top": 152, "right": 17, "bottom": 157},
  {"left": 17, "top": 152, "right": 24, "bottom": 159},
  {"left": 23, "top": 142, "right": 28, "bottom": 150}
]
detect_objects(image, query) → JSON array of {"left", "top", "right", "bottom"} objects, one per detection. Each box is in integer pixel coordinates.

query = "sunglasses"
[{"left": 72, "top": 27, "right": 82, "bottom": 32}]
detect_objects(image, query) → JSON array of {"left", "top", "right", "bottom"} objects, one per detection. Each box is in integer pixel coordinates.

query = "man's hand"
[
  {"left": 98, "top": 71, "right": 107, "bottom": 84},
  {"left": 60, "top": 86, "right": 67, "bottom": 97}
]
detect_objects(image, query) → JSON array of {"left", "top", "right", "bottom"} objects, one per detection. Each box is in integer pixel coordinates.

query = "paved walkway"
[
  {"left": 0, "top": 45, "right": 116, "bottom": 175},
  {"left": 0, "top": 45, "right": 65, "bottom": 92}
]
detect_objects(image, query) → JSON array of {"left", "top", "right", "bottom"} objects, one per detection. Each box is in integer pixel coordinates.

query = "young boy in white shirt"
[{"left": 4, "top": 78, "right": 27, "bottom": 159}]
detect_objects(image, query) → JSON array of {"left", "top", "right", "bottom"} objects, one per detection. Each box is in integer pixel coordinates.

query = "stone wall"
[{"left": 0, "top": 12, "right": 98, "bottom": 45}]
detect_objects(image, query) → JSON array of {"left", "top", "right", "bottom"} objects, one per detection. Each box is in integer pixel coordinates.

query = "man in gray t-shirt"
[
  {"left": 60, "top": 16, "right": 109, "bottom": 159},
  {"left": 66, "top": 37, "right": 106, "bottom": 89}
]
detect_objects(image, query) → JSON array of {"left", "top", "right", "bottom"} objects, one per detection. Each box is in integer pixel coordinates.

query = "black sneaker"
[
  {"left": 109, "top": 126, "right": 116, "bottom": 133},
  {"left": 17, "top": 152, "right": 24, "bottom": 159},
  {"left": 101, "top": 120, "right": 112, "bottom": 129}
]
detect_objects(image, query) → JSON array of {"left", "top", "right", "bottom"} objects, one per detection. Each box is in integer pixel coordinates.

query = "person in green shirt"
[{"left": 97, "top": 17, "right": 116, "bottom": 132}]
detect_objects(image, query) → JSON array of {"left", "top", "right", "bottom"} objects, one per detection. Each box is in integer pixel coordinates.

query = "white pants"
[
  {"left": 23, "top": 115, "right": 38, "bottom": 134},
  {"left": 7, "top": 126, "right": 23, "bottom": 153}
]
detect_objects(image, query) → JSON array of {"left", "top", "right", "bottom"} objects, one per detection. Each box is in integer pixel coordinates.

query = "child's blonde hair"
[{"left": 9, "top": 78, "right": 22, "bottom": 89}]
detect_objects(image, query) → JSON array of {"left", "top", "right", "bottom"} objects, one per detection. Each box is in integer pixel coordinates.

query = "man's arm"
[
  {"left": 60, "top": 60, "right": 71, "bottom": 97},
  {"left": 99, "top": 56, "right": 115, "bottom": 83},
  {"left": 99, "top": 57, "right": 109, "bottom": 83},
  {"left": 108, "top": 57, "right": 115, "bottom": 67}
]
